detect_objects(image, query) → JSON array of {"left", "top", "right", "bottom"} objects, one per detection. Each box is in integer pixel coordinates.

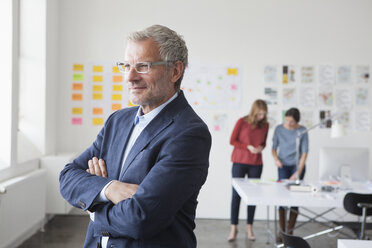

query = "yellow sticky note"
[
  {"left": 112, "top": 103, "right": 122, "bottom": 111},
  {"left": 227, "top": 68, "right": 238, "bottom": 75},
  {"left": 73, "top": 64, "right": 84, "bottom": 71},
  {"left": 93, "top": 85, "right": 103, "bottom": 92},
  {"left": 93, "top": 93, "right": 103, "bottom": 100},
  {"left": 72, "top": 107, "right": 83, "bottom": 114},
  {"left": 112, "top": 94, "right": 122, "bottom": 101},
  {"left": 73, "top": 74, "right": 84, "bottom": 81},
  {"left": 93, "top": 108, "right": 103, "bottom": 115},
  {"left": 128, "top": 100, "right": 137, "bottom": 107},
  {"left": 112, "top": 85, "right": 123, "bottom": 91},
  {"left": 112, "top": 75, "right": 123, "bottom": 82},
  {"left": 112, "top": 66, "right": 120, "bottom": 73},
  {"left": 72, "top": 83, "right": 83, "bottom": 90},
  {"left": 93, "top": 75, "right": 103, "bottom": 82},
  {"left": 72, "top": 93, "right": 83, "bottom": 101},
  {"left": 93, "top": 65, "right": 103, "bottom": 72},
  {"left": 92, "top": 118, "right": 103, "bottom": 125}
]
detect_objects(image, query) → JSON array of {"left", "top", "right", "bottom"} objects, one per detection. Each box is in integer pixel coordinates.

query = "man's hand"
[
  {"left": 86, "top": 157, "right": 108, "bottom": 177},
  {"left": 105, "top": 180, "right": 139, "bottom": 205},
  {"left": 275, "top": 159, "right": 283, "bottom": 168}
]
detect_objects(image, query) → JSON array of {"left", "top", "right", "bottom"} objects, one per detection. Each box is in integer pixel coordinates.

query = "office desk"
[
  {"left": 232, "top": 178, "right": 371, "bottom": 247},
  {"left": 338, "top": 239, "right": 372, "bottom": 248}
]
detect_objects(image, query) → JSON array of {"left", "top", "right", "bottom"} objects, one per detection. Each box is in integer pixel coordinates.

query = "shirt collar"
[{"left": 134, "top": 92, "right": 178, "bottom": 126}]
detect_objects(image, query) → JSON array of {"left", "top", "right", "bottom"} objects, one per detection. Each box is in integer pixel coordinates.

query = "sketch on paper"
[
  {"left": 300, "top": 110, "right": 314, "bottom": 129},
  {"left": 282, "top": 65, "right": 297, "bottom": 84},
  {"left": 335, "top": 88, "right": 353, "bottom": 110},
  {"left": 319, "top": 64, "right": 334, "bottom": 85},
  {"left": 319, "top": 110, "right": 332, "bottom": 128},
  {"left": 264, "top": 87, "right": 278, "bottom": 105},
  {"left": 264, "top": 65, "right": 278, "bottom": 84},
  {"left": 355, "top": 111, "right": 370, "bottom": 132},
  {"left": 355, "top": 88, "right": 369, "bottom": 106},
  {"left": 318, "top": 87, "right": 333, "bottom": 106},
  {"left": 356, "top": 65, "right": 370, "bottom": 84},
  {"left": 301, "top": 66, "right": 315, "bottom": 84},
  {"left": 338, "top": 111, "right": 351, "bottom": 128},
  {"left": 282, "top": 88, "right": 296, "bottom": 105},
  {"left": 337, "top": 65, "right": 352, "bottom": 84},
  {"left": 299, "top": 87, "right": 316, "bottom": 107}
]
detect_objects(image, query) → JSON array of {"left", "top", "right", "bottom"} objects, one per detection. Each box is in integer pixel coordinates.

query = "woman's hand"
[{"left": 247, "top": 145, "right": 258, "bottom": 154}]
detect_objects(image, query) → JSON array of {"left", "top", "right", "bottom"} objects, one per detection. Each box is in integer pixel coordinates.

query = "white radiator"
[{"left": 0, "top": 169, "right": 46, "bottom": 248}]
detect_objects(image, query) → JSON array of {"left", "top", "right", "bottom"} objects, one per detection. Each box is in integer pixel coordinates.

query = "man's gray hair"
[{"left": 127, "top": 25, "right": 188, "bottom": 91}]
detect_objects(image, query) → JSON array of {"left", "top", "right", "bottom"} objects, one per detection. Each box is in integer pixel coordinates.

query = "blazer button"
[
  {"left": 101, "top": 231, "right": 110, "bottom": 237},
  {"left": 78, "top": 200, "right": 86, "bottom": 208}
]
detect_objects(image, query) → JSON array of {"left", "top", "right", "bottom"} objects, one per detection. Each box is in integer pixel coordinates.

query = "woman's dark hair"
[{"left": 285, "top": 108, "right": 300, "bottom": 123}]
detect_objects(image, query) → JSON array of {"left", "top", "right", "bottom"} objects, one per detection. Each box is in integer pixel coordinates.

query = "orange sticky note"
[
  {"left": 93, "top": 65, "right": 103, "bottom": 72},
  {"left": 72, "top": 117, "right": 82, "bottom": 125},
  {"left": 112, "top": 66, "right": 120, "bottom": 73},
  {"left": 72, "top": 83, "right": 83, "bottom": 90},
  {"left": 72, "top": 93, "right": 83, "bottom": 101},
  {"left": 93, "top": 75, "right": 103, "bottom": 82},
  {"left": 93, "top": 108, "right": 103, "bottom": 115},
  {"left": 92, "top": 118, "right": 104, "bottom": 125},
  {"left": 93, "top": 93, "right": 103, "bottom": 100},
  {"left": 112, "top": 94, "right": 122, "bottom": 101},
  {"left": 72, "top": 107, "right": 83, "bottom": 115},
  {"left": 227, "top": 68, "right": 238, "bottom": 75},
  {"left": 73, "top": 64, "right": 84, "bottom": 71},
  {"left": 112, "top": 75, "right": 123, "bottom": 82},
  {"left": 112, "top": 85, "right": 123, "bottom": 91},
  {"left": 112, "top": 103, "right": 122, "bottom": 111},
  {"left": 93, "top": 85, "right": 103, "bottom": 91}
]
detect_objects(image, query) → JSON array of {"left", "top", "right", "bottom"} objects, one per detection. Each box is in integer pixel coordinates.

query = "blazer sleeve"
[
  {"left": 59, "top": 116, "right": 114, "bottom": 211},
  {"left": 93, "top": 124, "right": 211, "bottom": 240}
]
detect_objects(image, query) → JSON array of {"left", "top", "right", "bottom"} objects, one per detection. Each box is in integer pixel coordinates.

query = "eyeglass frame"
[{"left": 116, "top": 61, "right": 174, "bottom": 74}]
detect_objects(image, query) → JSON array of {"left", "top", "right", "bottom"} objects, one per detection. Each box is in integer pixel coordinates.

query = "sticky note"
[
  {"left": 93, "top": 118, "right": 104, "bottom": 125},
  {"left": 112, "top": 94, "right": 122, "bottom": 101},
  {"left": 93, "top": 75, "right": 103, "bottom": 82},
  {"left": 73, "top": 64, "right": 84, "bottom": 71},
  {"left": 112, "top": 66, "right": 120, "bottom": 73},
  {"left": 231, "top": 84, "right": 237, "bottom": 90},
  {"left": 93, "top": 93, "right": 103, "bottom": 100},
  {"left": 93, "top": 65, "right": 103, "bottom": 72},
  {"left": 93, "top": 85, "right": 103, "bottom": 91},
  {"left": 72, "top": 93, "right": 83, "bottom": 101},
  {"left": 227, "top": 68, "right": 238, "bottom": 75},
  {"left": 72, "top": 117, "right": 83, "bottom": 125},
  {"left": 112, "top": 85, "right": 123, "bottom": 91},
  {"left": 128, "top": 101, "right": 137, "bottom": 107},
  {"left": 112, "top": 103, "right": 122, "bottom": 111},
  {"left": 93, "top": 108, "right": 103, "bottom": 115},
  {"left": 73, "top": 74, "right": 84, "bottom": 81},
  {"left": 112, "top": 75, "right": 123, "bottom": 82},
  {"left": 72, "top": 83, "right": 83, "bottom": 90},
  {"left": 72, "top": 107, "right": 83, "bottom": 115}
]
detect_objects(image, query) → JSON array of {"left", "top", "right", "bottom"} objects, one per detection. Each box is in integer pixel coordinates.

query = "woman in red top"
[{"left": 228, "top": 99, "right": 269, "bottom": 242}]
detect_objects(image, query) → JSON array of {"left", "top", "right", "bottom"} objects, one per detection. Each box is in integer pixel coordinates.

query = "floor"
[{"left": 18, "top": 214, "right": 366, "bottom": 248}]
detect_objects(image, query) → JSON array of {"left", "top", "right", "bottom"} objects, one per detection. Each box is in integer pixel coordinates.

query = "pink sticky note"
[
  {"left": 231, "top": 84, "right": 237, "bottom": 90},
  {"left": 72, "top": 117, "right": 83, "bottom": 125},
  {"left": 214, "top": 125, "right": 220, "bottom": 131}
]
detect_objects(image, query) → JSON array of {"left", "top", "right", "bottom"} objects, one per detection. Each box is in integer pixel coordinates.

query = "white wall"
[{"left": 54, "top": 0, "right": 372, "bottom": 219}]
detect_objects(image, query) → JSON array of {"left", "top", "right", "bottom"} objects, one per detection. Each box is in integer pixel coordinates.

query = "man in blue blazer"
[{"left": 59, "top": 25, "right": 211, "bottom": 248}]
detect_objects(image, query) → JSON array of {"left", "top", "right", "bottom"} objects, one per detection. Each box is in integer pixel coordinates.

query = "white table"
[
  {"left": 232, "top": 178, "right": 371, "bottom": 247},
  {"left": 338, "top": 239, "right": 372, "bottom": 248}
]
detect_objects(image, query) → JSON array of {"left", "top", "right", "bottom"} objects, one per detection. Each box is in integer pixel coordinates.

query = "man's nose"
[{"left": 126, "top": 67, "right": 141, "bottom": 82}]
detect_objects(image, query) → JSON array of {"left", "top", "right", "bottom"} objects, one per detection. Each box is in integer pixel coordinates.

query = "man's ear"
[{"left": 170, "top": 61, "right": 184, "bottom": 83}]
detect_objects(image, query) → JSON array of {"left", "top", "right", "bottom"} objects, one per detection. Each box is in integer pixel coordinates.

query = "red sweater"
[{"left": 230, "top": 117, "right": 269, "bottom": 165}]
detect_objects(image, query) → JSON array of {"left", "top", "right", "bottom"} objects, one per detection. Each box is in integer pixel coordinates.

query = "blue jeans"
[
  {"left": 230, "top": 163, "right": 263, "bottom": 225},
  {"left": 278, "top": 165, "right": 306, "bottom": 211}
]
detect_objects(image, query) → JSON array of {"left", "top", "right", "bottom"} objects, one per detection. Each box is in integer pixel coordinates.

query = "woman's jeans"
[{"left": 230, "top": 163, "right": 262, "bottom": 225}]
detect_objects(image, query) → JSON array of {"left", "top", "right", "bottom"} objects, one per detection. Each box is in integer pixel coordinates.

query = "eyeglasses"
[{"left": 116, "top": 61, "right": 172, "bottom": 74}]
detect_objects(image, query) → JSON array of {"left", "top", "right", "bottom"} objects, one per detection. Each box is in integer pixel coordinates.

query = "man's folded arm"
[{"left": 94, "top": 125, "right": 212, "bottom": 239}]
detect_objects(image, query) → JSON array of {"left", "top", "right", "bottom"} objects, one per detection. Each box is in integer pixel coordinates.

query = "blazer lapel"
[
  {"left": 119, "top": 114, "right": 173, "bottom": 179},
  {"left": 108, "top": 109, "right": 137, "bottom": 179}
]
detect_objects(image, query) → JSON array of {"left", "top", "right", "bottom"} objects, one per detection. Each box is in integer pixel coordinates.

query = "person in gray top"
[{"left": 271, "top": 107, "right": 309, "bottom": 241}]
